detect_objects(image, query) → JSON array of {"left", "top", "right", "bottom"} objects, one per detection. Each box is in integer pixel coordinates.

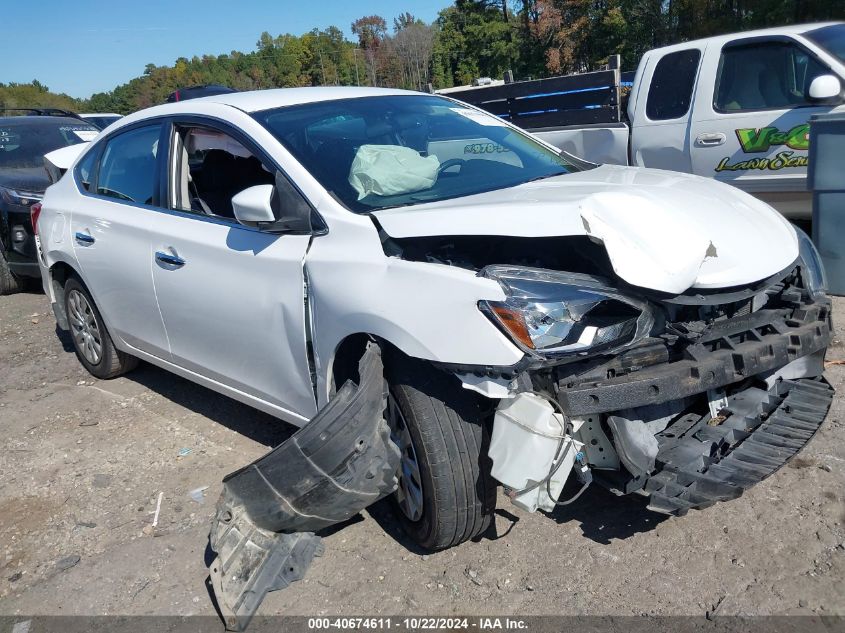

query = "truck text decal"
[
  {"left": 714, "top": 123, "right": 810, "bottom": 172},
  {"left": 735, "top": 124, "right": 809, "bottom": 153},
  {"left": 715, "top": 151, "right": 809, "bottom": 172}
]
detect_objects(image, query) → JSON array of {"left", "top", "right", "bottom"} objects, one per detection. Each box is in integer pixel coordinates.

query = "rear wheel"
[
  {"left": 387, "top": 356, "right": 496, "bottom": 550},
  {"left": 0, "top": 250, "right": 21, "bottom": 295},
  {"left": 64, "top": 277, "right": 138, "bottom": 379}
]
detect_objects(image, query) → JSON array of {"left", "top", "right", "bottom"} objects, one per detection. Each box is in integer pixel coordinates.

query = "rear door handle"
[
  {"left": 74, "top": 231, "right": 95, "bottom": 245},
  {"left": 696, "top": 132, "right": 726, "bottom": 147},
  {"left": 155, "top": 250, "right": 186, "bottom": 267}
]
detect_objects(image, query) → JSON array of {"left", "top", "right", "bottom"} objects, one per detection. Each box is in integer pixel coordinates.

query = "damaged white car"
[{"left": 36, "top": 88, "right": 832, "bottom": 628}]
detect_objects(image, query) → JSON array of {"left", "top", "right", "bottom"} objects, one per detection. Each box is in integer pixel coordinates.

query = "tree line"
[{"left": 2, "top": 0, "right": 843, "bottom": 114}]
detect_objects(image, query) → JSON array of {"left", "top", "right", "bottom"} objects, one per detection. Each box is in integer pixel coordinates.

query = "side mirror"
[
  {"left": 231, "top": 175, "right": 315, "bottom": 234},
  {"left": 808, "top": 74, "right": 842, "bottom": 102},
  {"left": 231, "top": 185, "right": 276, "bottom": 226}
]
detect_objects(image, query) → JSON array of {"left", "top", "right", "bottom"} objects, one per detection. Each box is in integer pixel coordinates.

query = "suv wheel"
[
  {"left": 0, "top": 250, "right": 21, "bottom": 295},
  {"left": 64, "top": 277, "right": 138, "bottom": 379},
  {"left": 387, "top": 356, "right": 496, "bottom": 550}
]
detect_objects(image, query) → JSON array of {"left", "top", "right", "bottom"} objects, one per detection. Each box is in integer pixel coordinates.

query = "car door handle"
[
  {"left": 696, "top": 133, "right": 726, "bottom": 147},
  {"left": 155, "top": 251, "right": 186, "bottom": 267},
  {"left": 74, "top": 231, "right": 95, "bottom": 245}
]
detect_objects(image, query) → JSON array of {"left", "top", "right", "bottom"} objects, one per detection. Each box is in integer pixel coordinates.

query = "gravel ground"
[{"left": 0, "top": 289, "right": 843, "bottom": 618}]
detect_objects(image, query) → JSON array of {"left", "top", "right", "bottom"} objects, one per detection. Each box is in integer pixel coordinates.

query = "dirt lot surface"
[{"left": 1, "top": 289, "right": 844, "bottom": 619}]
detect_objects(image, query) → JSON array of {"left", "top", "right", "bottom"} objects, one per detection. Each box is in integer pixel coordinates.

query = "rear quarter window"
[{"left": 646, "top": 49, "right": 702, "bottom": 120}]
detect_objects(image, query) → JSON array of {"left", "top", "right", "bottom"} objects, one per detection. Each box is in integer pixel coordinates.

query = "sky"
[{"left": 0, "top": 0, "right": 450, "bottom": 99}]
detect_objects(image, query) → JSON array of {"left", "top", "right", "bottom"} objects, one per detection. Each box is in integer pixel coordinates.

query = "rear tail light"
[{"left": 30, "top": 202, "right": 42, "bottom": 236}]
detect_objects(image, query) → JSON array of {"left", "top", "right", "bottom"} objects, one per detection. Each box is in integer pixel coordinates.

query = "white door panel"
[
  {"left": 70, "top": 199, "right": 170, "bottom": 357},
  {"left": 689, "top": 37, "right": 839, "bottom": 207},
  {"left": 148, "top": 213, "right": 316, "bottom": 419}
]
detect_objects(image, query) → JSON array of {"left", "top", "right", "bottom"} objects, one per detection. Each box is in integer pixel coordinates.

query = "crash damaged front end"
[{"left": 482, "top": 258, "right": 834, "bottom": 516}]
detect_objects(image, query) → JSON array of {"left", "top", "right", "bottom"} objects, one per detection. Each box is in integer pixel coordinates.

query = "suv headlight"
[
  {"left": 479, "top": 266, "right": 654, "bottom": 359},
  {"left": 0, "top": 186, "right": 43, "bottom": 207},
  {"left": 795, "top": 227, "right": 827, "bottom": 299}
]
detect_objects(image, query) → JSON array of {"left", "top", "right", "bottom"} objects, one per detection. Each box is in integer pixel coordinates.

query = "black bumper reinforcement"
[
  {"left": 643, "top": 377, "right": 833, "bottom": 515},
  {"left": 557, "top": 304, "right": 831, "bottom": 416}
]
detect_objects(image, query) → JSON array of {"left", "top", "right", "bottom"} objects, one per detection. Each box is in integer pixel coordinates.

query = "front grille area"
[{"left": 555, "top": 271, "right": 832, "bottom": 416}]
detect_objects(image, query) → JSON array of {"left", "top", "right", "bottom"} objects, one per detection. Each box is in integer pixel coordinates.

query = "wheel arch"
[{"left": 47, "top": 259, "right": 84, "bottom": 330}]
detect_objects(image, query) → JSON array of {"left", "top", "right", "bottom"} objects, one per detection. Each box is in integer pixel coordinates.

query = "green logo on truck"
[
  {"left": 714, "top": 123, "right": 810, "bottom": 172},
  {"left": 735, "top": 124, "right": 809, "bottom": 153}
]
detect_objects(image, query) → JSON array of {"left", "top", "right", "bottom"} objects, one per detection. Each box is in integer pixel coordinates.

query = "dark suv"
[{"left": 0, "top": 111, "right": 98, "bottom": 294}]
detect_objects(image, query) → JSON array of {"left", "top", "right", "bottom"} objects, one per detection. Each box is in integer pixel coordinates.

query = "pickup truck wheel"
[
  {"left": 0, "top": 250, "right": 21, "bottom": 295},
  {"left": 64, "top": 277, "right": 138, "bottom": 379},
  {"left": 387, "top": 358, "right": 496, "bottom": 550}
]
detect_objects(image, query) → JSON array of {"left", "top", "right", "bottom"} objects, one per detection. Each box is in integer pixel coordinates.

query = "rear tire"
[
  {"left": 0, "top": 250, "right": 21, "bottom": 295},
  {"left": 64, "top": 277, "right": 138, "bottom": 379},
  {"left": 387, "top": 356, "right": 496, "bottom": 550}
]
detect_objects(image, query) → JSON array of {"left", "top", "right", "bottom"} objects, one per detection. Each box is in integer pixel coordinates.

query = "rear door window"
[
  {"left": 714, "top": 41, "right": 829, "bottom": 112},
  {"left": 96, "top": 124, "right": 162, "bottom": 206},
  {"left": 646, "top": 49, "right": 701, "bottom": 120}
]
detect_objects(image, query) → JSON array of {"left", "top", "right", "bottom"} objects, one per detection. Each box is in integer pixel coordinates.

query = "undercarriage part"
[
  {"left": 606, "top": 415, "right": 658, "bottom": 477},
  {"left": 209, "top": 342, "right": 401, "bottom": 630},
  {"left": 643, "top": 377, "right": 833, "bottom": 515}
]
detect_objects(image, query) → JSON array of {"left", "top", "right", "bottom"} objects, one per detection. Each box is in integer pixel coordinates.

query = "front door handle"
[
  {"left": 696, "top": 132, "right": 727, "bottom": 147},
  {"left": 74, "top": 231, "right": 95, "bottom": 245},
  {"left": 155, "top": 251, "right": 186, "bottom": 267}
]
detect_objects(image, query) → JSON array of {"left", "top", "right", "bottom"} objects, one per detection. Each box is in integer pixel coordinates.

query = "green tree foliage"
[
  {"left": 10, "top": 0, "right": 845, "bottom": 114},
  {"left": 0, "top": 81, "right": 83, "bottom": 112}
]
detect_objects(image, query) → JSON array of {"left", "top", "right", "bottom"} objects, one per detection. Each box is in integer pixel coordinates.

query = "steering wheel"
[{"left": 438, "top": 158, "right": 466, "bottom": 174}]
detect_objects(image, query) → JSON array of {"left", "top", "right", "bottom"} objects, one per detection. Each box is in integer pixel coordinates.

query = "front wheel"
[
  {"left": 64, "top": 277, "right": 138, "bottom": 379},
  {"left": 0, "top": 250, "right": 21, "bottom": 295},
  {"left": 387, "top": 357, "right": 496, "bottom": 550}
]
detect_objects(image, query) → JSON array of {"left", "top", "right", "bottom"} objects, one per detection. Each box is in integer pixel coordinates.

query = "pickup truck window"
[
  {"left": 646, "top": 49, "right": 701, "bottom": 120},
  {"left": 805, "top": 24, "right": 845, "bottom": 65},
  {"left": 714, "top": 41, "right": 828, "bottom": 112},
  {"left": 254, "top": 95, "right": 580, "bottom": 213}
]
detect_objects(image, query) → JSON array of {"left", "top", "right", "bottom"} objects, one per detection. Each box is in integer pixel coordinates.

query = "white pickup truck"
[{"left": 441, "top": 22, "right": 845, "bottom": 219}]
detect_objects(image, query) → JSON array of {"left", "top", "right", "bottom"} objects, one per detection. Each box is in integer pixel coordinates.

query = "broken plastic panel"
[{"left": 209, "top": 342, "right": 401, "bottom": 631}]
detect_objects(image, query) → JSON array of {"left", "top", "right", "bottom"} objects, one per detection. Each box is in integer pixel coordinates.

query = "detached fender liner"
[
  {"left": 209, "top": 342, "right": 401, "bottom": 630},
  {"left": 643, "top": 377, "right": 834, "bottom": 515}
]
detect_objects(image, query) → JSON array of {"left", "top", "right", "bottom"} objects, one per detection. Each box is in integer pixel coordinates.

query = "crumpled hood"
[{"left": 372, "top": 165, "right": 799, "bottom": 294}]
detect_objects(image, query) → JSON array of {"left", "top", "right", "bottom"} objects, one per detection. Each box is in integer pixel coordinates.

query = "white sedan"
[{"left": 35, "top": 87, "right": 833, "bottom": 627}]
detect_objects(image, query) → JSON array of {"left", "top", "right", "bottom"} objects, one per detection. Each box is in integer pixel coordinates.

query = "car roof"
[
  {"left": 648, "top": 21, "right": 844, "bottom": 55},
  {"left": 172, "top": 86, "right": 421, "bottom": 113}
]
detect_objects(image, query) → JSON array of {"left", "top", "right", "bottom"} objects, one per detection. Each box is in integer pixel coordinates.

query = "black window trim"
[
  {"left": 645, "top": 47, "right": 703, "bottom": 122},
  {"left": 712, "top": 34, "right": 838, "bottom": 114}
]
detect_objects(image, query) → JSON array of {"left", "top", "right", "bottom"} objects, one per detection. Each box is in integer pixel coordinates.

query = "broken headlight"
[
  {"left": 479, "top": 266, "right": 654, "bottom": 359},
  {"left": 795, "top": 227, "right": 827, "bottom": 299}
]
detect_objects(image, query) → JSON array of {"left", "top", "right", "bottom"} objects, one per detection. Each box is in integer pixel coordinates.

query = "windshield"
[
  {"left": 254, "top": 95, "right": 582, "bottom": 212},
  {"left": 805, "top": 24, "right": 845, "bottom": 65},
  {"left": 0, "top": 119, "right": 98, "bottom": 169}
]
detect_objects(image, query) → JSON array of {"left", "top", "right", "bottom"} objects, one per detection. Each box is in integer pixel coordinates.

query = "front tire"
[
  {"left": 0, "top": 250, "right": 21, "bottom": 295},
  {"left": 64, "top": 277, "right": 138, "bottom": 379},
  {"left": 387, "top": 356, "right": 496, "bottom": 550}
]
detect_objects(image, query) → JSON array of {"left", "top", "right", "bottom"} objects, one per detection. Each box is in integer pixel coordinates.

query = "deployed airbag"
[
  {"left": 348, "top": 144, "right": 439, "bottom": 200},
  {"left": 209, "top": 343, "right": 400, "bottom": 630}
]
